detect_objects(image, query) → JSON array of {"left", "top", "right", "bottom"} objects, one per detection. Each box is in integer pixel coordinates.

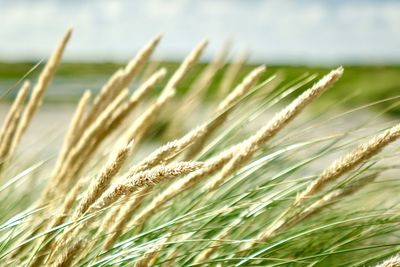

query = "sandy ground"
[{"left": 0, "top": 100, "right": 395, "bottom": 168}]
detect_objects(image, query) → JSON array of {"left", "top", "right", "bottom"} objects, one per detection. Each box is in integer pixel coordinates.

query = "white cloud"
[
  {"left": 145, "top": 0, "right": 186, "bottom": 17},
  {"left": 0, "top": 0, "right": 399, "bottom": 63}
]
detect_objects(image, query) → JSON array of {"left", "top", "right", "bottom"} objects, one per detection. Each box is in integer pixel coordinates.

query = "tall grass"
[{"left": 0, "top": 29, "right": 400, "bottom": 267}]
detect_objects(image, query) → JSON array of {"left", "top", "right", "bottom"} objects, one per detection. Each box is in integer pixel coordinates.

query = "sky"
[{"left": 0, "top": 0, "right": 399, "bottom": 64}]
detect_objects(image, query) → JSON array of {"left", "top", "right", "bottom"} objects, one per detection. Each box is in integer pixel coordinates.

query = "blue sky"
[{"left": 0, "top": 0, "right": 399, "bottom": 64}]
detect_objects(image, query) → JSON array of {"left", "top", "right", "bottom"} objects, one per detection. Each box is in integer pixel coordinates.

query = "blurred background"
[
  {"left": 1, "top": 0, "right": 400, "bottom": 63},
  {"left": 0, "top": 0, "right": 399, "bottom": 113}
]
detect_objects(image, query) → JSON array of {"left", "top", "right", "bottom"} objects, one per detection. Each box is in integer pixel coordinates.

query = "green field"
[{"left": 1, "top": 62, "right": 400, "bottom": 115}]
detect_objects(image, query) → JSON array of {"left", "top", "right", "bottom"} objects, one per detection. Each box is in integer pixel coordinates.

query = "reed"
[
  {"left": 73, "top": 143, "right": 132, "bottom": 218},
  {"left": 90, "top": 67, "right": 165, "bottom": 157},
  {"left": 123, "top": 39, "right": 208, "bottom": 145},
  {"left": 89, "top": 161, "right": 204, "bottom": 212},
  {"left": 205, "top": 67, "right": 344, "bottom": 192},
  {"left": 0, "top": 81, "right": 30, "bottom": 172},
  {"left": 162, "top": 39, "right": 208, "bottom": 99},
  {"left": 34, "top": 42, "right": 209, "bottom": 259},
  {"left": 2, "top": 31, "right": 400, "bottom": 267},
  {"left": 217, "top": 50, "right": 249, "bottom": 98},
  {"left": 51, "top": 90, "right": 91, "bottom": 187},
  {"left": 131, "top": 145, "right": 239, "bottom": 226},
  {"left": 134, "top": 234, "right": 171, "bottom": 267},
  {"left": 81, "top": 35, "right": 161, "bottom": 128},
  {"left": 185, "top": 65, "right": 266, "bottom": 158},
  {"left": 10, "top": 29, "right": 72, "bottom": 156},
  {"left": 165, "top": 40, "right": 229, "bottom": 139},
  {"left": 74, "top": 189, "right": 148, "bottom": 261},
  {"left": 99, "top": 118, "right": 241, "bottom": 250},
  {"left": 376, "top": 255, "right": 400, "bottom": 267},
  {"left": 238, "top": 124, "right": 400, "bottom": 252},
  {"left": 50, "top": 162, "right": 203, "bottom": 264},
  {"left": 295, "top": 123, "right": 400, "bottom": 206},
  {"left": 43, "top": 89, "right": 129, "bottom": 201},
  {"left": 0, "top": 81, "right": 30, "bottom": 146},
  {"left": 139, "top": 60, "right": 160, "bottom": 85},
  {"left": 100, "top": 188, "right": 150, "bottom": 251},
  {"left": 55, "top": 69, "right": 165, "bottom": 200},
  {"left": 52, "top": 240, "right": 82, "bottom": 267},
  {"left": 28, "top": 180, "right": 85, "bottom": 267},
  {"left": 101, "top": 123, "right": 218, "bottom": 235},
  {"left": 237, "top": 174, "right": 379, "bottom": 254}
]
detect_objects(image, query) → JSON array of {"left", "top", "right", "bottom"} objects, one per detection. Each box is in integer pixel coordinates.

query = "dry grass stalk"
[
  {"left": 73, "top": 191, "right": 148, "bottom": 260},
  {"left": 123, "top": 87, "right": 173, "bottom": 145},
  {"left": 123, "top": 40, "right": 208, "bottom": 145},
  {"left": 103, "top": 67, "right": 341, "bottom": 237},
  {"left": 375, "top": 255, "right": 400, "bottom": 267},
  {"left": 51, "top": 162, "right": 203, "bottom": 259},
  {"left": 51, "top": 90, "right": 91, "bottom": 184},
  {"left": 82, "top": 35, "right": 162, "bottom": 127},
  {"left": 286, "top": 174, "right": 377, "bottom": 228},
  {"left": 0, "top": 81, "right": 30, "bottom": 168},
  {"left": 185, "top": 65, "right": 266, "bottom": 159},
  {"left": 56, "top": 89, "right": 129, "bottom": 190},
  {"left": 131, "top": 145, "right": 239, "bottom": 226},
  {"left": 196, "top": 173, "right": 376, "bottom": 263},
  {"left": 10, "top": 28, "right": 72, "bottom": 155},
  {"left": 127, "top": 124, "right": 209, "bottom": 175},
  {"left": 165, "top": 41, "right": 229, "bottom": 139},
  {"left": 239, "top": 175, "right": 378, "bottom": 253},
  {"left": 101, "top": 188, "right": 150, "bottom": 251},
  {"left": 123, "top": 68, "right": 167, "bottom": 116},
  {"left": 29, "top": 180, "right": 85, "bottom": 267},
  {"left": 205, "top": 67, "right": 344, "bottom": 192},
  {"left": 127, "top": 93, "right": 255, "bottom": 177},
  {"left": 193, "top": 212, "right": 242, "bottom": 263},
  {"left": 295, "top": 123, "right": 400, "bottom": 206},
  {"left": 52, "top": 240, "right": 82, "bottom": 267},
  {"left": 186, "top": 40, "right": 230, "bottom": 103},
  {"left": 161, "top": 39, "right": 208, "bottom": 99},
  {"left": 74, "top": 189, "right": 146, "bottom": 261},
  {"left": 40, "top": 89, "right": 128, "bottom": 204},
  {"left": 217, "top": 50, "right": 248, "bottom": 99},
  {"left": 134, "top": 234, "right": 171, "bottom": 267},
  {"left": 194, "top": 215, "right": 240, "bottom": 263},
  {"left": 120, "top": 34, "right": 162, "bottom": 88},
  {"left": 183, "top": 118, "right": 227, "bottom": 161},
  {"left": 217, "top": 65, "right": 266, "bottom": 111},
  {"left": 89, "top": 161, "right": 204, "bottom": 213},
  {"left": 56, "top": 68, "right": 165, "bottom": 199},
  {"left": 0, "top": 81, "right": 30, "bottom": 146},
  {"left": 73, "top": 143, "right": 132, "bottom": 219},
  {"left": 99, "top": 120, "right": 236, "bottom": 250},
  {"left": 139, "top": 60, "right": 160, "bottom": 84},
  {"left": 79, "top": 69, "right": 124, "bottom": 130},
  {"left": 87, "top": 69, "right": 166, "bottom": 162}
]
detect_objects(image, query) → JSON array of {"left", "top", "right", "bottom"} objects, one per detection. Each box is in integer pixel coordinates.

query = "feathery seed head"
[
  {"left": 205, "top": 67, "right": 344, "bottom": 192},
  {"left": 376, "top": 255, "right": 400, "bottom": 267},
  {"left": 90, "top": 161, "right": 204, "bottom": 212},
  {"left": 296, "top": 123, "right": 400, "bottom": 205}
]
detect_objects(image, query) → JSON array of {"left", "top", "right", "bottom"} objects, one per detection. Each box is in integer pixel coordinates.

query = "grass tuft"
[{"left": 0, "top": 30, "right": 399, "bottom": 267}]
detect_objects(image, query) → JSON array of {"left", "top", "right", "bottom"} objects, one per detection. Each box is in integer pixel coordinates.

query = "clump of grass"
[
  {"left": 376, "top": 255, "right": 400, "bottom": 267},
  {"left": 0, "top": 28, "right": 400, "bottom": 267},
  {"left": 0, "top": 81, "right": 30, "bottom": 173}
]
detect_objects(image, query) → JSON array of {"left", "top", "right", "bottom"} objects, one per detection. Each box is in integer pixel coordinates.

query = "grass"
[
  {"left": 1, "top": 62, "right": 400, "bottom": 115},
  {"left": 0, "top": 29, "right": 400, "bottom": 266}
]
